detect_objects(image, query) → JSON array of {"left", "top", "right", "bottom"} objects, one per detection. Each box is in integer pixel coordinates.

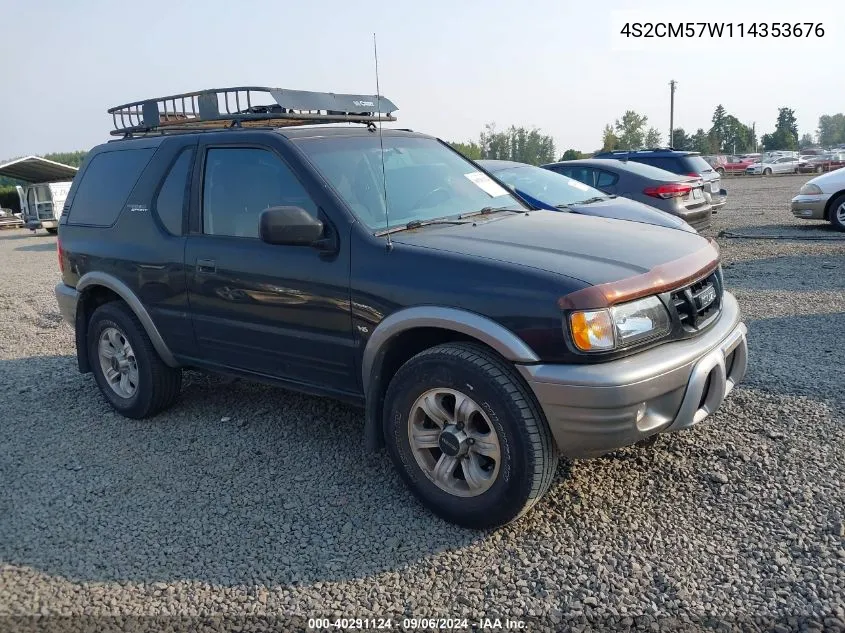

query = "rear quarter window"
[
  {"left": 683, "top": 156, "right": 715, "bottom": 173},
  {"left": 68, "top": 148, "right": 155, "bottom": 226},
  {"left": 634, "top": 156, "right": 684, "bottom": 173}
]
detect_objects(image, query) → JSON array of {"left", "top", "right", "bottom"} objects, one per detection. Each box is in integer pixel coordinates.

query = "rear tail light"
[
  {"left": 643, "top": 183, "right": 692, "bottom": 199},
  {"left": 57, "top": 236, "right": 65, "bottom": 273}
]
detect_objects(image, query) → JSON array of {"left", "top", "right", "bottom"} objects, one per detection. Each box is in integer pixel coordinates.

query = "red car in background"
[
  {"left": 801, "top": 152, "right": 845, "bottom": 174},
  {"left": 717, "top": 155, "right": 755, "bottom": 175}
]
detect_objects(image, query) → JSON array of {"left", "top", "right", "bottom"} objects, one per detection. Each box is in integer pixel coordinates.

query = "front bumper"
[
  {"left": 790, "top": 194, "right": 830, "bottom": 220},
  {"left": 519, "top": 292, "right": 748, "bottom": 458},
  {"left": 55, "top": 283, "right": 79, "bottom": 326}
]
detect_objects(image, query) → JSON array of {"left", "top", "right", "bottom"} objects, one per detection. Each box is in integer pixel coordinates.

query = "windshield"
[
  {"left": 294, "top": 135, "right": 524, "bottom": 230},
  {"left": 488, "top": 163, "right": 607, "bottom": 206}
]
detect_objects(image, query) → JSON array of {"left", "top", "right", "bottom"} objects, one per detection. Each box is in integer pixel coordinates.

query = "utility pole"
[
  {"left": 752, "top": 122, "right": 756, "bottom": 153},
  {"left": 669, "top": 79, "right": 677, "bottom": 147}
]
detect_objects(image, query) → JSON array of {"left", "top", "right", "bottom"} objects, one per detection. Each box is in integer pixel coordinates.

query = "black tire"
[
  {"left": 46, "top": 228, "right": 58, "bottom": 235},
  {"left": 383, "top": 342, "right": 558, "bottom": 529},
  {"left": 816, "top": 165, "right": 823, "bottom": 173},
  {"left": 715, "top": 167, "right": 725, "bottom": 176},
  {"left": 87, "top": 302, "right": 182, "bottom": 418},
  {"left": 828, "top": 193, "right": 845, "bottom": 232},
  {"left": 763, "top": 168, "right": 772, "bottom": 176}
]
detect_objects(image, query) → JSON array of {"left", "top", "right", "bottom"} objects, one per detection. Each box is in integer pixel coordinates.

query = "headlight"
[
  {"left": 568, "top": 296, "right": 671, "bottom": 352},
  {"left": 799, "top": 183, "right": 823, "bottom": 195}
]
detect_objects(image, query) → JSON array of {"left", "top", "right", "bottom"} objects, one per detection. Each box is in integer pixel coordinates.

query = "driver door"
[{"left": 185, "top": 135, "right": 357, "bottom": 393}]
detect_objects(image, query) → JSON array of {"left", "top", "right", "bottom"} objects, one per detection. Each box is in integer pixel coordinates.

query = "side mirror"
[{"left": 259, "top": 206, "right": 324, "bottom": 246}]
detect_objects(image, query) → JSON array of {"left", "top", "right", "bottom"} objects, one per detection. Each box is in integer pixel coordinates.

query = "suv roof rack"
[{"left": 108, "top": 86, "right": 398, "bottom": 137}]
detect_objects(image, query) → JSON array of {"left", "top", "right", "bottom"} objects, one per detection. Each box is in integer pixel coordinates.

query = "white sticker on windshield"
[
  {"left": 567, "top": 178, "right": 590, "bottom": 191},
  {"left": 464, "top": 171, "right": 509, "bottom": 198}
]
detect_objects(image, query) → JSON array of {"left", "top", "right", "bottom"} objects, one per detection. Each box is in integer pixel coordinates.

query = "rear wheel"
[
  {"left": 829, "top": 194, "right": 845, "bottom": 232},
  {"left": 383, "top": 342, "right": 558, "bottom": 529},
  {"left": 87, "top": 302, "right": 182, "bottom": 418},
  {"left": 46, "top": 228, "right": 58, "bottom": 235}
]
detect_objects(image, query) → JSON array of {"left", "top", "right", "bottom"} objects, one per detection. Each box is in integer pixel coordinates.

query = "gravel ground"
[{"left": 1, "top": 175, "right": 844, "bottom": 632}]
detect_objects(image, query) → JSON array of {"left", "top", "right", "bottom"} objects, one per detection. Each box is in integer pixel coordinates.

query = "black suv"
[
  {"left": 593, "top": 148, "right": 727, "bottom": 210},
  {"left": 55, "top": 87, "right": 748, "bottom": 528}
]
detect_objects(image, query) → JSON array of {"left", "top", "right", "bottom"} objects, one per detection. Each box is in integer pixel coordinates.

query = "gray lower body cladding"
[
  {"left": 519, "top": 292, "right": 747, "bottom": 458},
  {"left": 56, "top": 282, "right": 78, "bottom": 325}
]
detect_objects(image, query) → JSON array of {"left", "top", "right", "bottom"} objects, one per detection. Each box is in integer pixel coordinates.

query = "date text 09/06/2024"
[
  {"left": 308, "top": 617, "right": 526, "bottom": 630},
  {"left": 619, "top": 22, "right": 825, "bottom": 38}
]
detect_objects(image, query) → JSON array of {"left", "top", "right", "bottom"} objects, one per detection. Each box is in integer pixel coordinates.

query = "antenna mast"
[{"left": 373, "top": 33, "right": 392, "bottom": 249}]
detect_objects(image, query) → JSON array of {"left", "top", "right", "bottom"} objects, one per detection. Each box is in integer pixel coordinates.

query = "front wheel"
[
  {"left": 383, "top": 342, "right": 558, "bottom": 529},
  {"left": 829, "top": 193, "right": 845, "bottom": 232},
  {"left": 763, "top": 168, "right": 772, "bottom": 176}
]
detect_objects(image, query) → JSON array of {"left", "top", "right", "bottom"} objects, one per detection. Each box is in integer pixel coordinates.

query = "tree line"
[
  {"left": 602, "top": 105, "right": 844, "bottom": 156},
  {"left": 449, "top": 124, "right": 556, "bottom": 166}
]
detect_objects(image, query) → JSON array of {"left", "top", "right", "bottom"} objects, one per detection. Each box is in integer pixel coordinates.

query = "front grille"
[{"left": 670, "top": 270, "right": 722, "bottom": 332}]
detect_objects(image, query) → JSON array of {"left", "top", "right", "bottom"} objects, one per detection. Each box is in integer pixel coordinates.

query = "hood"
[
  {"left": 810, "top": 167, "right": 845, "bottom": 191},
  {"left": 391, "top": 210, "right": 712, "bottom": 288},
  {"left": 565, "top": 196, "right": 695, "bottom": 233}
]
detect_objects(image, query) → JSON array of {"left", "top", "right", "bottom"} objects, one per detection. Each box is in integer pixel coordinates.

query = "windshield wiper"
[
  {"left": 376, "top": 217, "right": 470, "bottom": 236},
  {"left": 574, "top": 196, "right": 611, "bottom": 205},
  {"left": 375, "top": 206, "right": 524, "bottom": 237},
  {"left": 459, "top": 205, "right": 526, "bottom": 219}
]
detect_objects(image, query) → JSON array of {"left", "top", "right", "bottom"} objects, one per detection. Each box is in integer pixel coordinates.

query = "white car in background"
[
  {"left": 746, "top": 156, "right": 800, "bottom": 175},
  {"left": 790, "top": 167, "right": 845, "bottom": 231}
]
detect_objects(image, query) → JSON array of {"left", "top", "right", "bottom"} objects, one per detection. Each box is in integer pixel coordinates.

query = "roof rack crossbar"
[{"left": 108, "top": 86, "right": 397, "bottom": 137}]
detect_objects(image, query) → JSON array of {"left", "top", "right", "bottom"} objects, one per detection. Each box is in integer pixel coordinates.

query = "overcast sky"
[{"left": 1, "top": 0, "right": 841, "bottom": 160}]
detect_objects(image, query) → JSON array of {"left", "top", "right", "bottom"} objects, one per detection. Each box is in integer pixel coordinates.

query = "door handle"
[{"left": 197, "top": 259, "right": 216, "bottom": 274}]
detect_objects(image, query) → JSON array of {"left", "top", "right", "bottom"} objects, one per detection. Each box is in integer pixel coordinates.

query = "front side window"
[
  {"left": 294, "top": 136, "right": 525, "bottom": 230},
  {"left": 554, "top": 166, "right": 593, "bottom": 187},
  {"left": 202, "top": 147, "right": 317, "bottom": 238}
]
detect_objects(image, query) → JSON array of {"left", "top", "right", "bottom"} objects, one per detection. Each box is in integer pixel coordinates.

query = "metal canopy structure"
[
  {"left": 0, "top": 156, "right": 78, "bottom": 183},
  {"left": 108, "top": 86, "right": 398, "bottom": 137}
]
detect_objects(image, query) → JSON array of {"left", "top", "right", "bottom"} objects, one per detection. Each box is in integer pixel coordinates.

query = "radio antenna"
[{"left": 373, "top": 33, "right": 392, "bottom": 249}]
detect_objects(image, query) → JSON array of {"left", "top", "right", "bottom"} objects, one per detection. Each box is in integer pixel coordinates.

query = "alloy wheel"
[
  {"left": 408, "top": 388, "right": 501, "bottom": 497},
  {"left": 98, "top": 327, "right": 139, "bottom": 398}
]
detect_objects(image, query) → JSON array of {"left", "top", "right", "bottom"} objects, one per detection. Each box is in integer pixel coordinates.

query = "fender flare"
[
  {"left": 76, "top": 272, "right": 179, "bottom": 368},
  {"left": 361, "top": 306, "right": 539, "bottom": 451}
]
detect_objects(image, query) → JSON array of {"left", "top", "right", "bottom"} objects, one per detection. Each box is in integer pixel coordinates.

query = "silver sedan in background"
[{"left": 746, "top": 156, "right": 800, "bottom": 175}]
